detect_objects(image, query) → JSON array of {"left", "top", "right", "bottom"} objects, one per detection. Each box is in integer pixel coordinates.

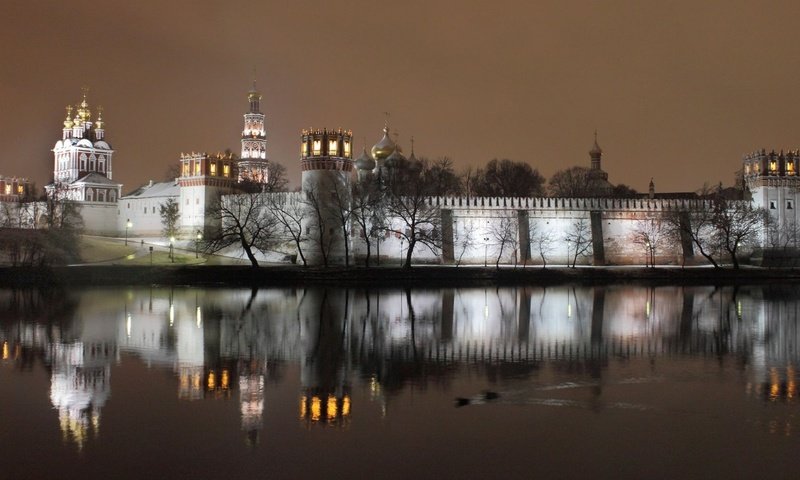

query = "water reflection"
[{"left": 1, "top": 284, "right": 800, "bottom": 450}]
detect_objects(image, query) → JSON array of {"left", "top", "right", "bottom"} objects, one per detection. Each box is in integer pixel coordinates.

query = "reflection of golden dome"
[{"left": 371, "top": 126, "right": 396, "bottom": 161}]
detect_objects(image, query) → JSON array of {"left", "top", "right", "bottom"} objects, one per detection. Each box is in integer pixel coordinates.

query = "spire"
[
  {"left": 649, "top": 177, "right": 655, "bottom": 199},
  {"left": 247, "top": 72, "right": 262, "bottom": 114},
  {"left": 63, "top": 106, "right": 74, "bottom": 129},
  {"left": 95, "top": 106, "right": 104, "bottom": 129},
  {"left": 589, "top": 130, "right": 602, "bottom": 170}
]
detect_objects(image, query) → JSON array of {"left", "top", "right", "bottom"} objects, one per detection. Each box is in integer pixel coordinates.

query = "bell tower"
[{"left": 239, "top": 78, "right": 269, "bottom": 183}]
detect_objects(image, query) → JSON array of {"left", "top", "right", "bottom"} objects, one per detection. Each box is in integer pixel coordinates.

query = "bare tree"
[
  {"left": 664, "top": 206, "right": 720, "bottom": 268},
  {"left": 385, "top": 158, "right": 442, "bottom": 268},
  {"left": 565, "top": 218, "right": 593, "bottom": 267},
  {"left": 470, "top": 159, "right": 545, "bottom": 197},
  {"left": 765, "top": 217, "right": 800, "bottom": 250},
  {"left": 325, "top": 177, "right": 354, "bottom": 267},
  {"left": 711, "top": 198, "right": 767, "bottom": 269},
  {"left": 303, "top": 184, "right": 335, "bottom": 267},
  {"left": 548, "top": 166, "right": 592, "bottom": 197},
  {"left": 269, "top": 192, "right": 308, "bottom": 266},
  {"left": 351, "top": 178, "right": 384, "bottom": 267},
  {"left": 630, "top": 217, "right": 667, "bottom": 267},
  {"left": 532, "top": 227, "right": 556, "bottom": 268},
  {"left": 205, "top": 192, "right": 279, "bottom": 267},
  {"left": 428, "top": 157, "right": 464, "bottom": 195},
  {"left": 454, "top": 220, "right": 477, "bottom": 266},
  {"left": 489, "top": 213, "right": 518, "bottom": 268}
]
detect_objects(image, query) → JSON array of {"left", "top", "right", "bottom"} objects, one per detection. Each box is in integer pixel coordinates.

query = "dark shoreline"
[{"left": 2, "top": 265, "right": 800, "bottom": 288}]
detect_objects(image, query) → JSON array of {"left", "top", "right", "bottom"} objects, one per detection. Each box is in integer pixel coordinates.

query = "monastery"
[{"left": 2, "top": 85, "right": 799, "bottom": 266}]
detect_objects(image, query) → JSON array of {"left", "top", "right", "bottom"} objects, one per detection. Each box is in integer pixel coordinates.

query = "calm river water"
[{"left": 1, "top": 285, "right": 799, "bottom": 479}]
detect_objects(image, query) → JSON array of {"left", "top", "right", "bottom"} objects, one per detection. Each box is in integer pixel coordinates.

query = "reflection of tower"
[
  {"left": 49, "top": 341, "right": 113, "bottom": 449},
  {"left": 298, "top": 289, "right": 352, "bottom": 426},
  {"left": 300, "top": 128, "right": 354, "bottom": 266},
  {"left": 239, "top": 368, "right": 265, "bottom": 443},
  {"left": 176, "top": 304, "right": 206, "bottom": 401},
  {"left": 238, "top": 79, "right": 269, "bottom": 183}
]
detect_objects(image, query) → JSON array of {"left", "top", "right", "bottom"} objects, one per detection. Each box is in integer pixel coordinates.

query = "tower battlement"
[
  {"left": 300, "top": 128, "right": 353, "bottom": 172},
  {"left": 743, "top": 149, "right": 800, "bottom": 179}
]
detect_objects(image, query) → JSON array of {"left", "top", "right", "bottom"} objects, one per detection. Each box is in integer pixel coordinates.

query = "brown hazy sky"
[{"left": 3, "top": 0, "right": 800, "bottom": 193}]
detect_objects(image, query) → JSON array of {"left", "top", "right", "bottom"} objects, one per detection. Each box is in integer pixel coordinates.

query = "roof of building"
[
  {"left": 73, "top": 172, "right": 121, "bottom": 186},
  {"left": 122, "top": 180, "right": 180, "bottom": 199}
]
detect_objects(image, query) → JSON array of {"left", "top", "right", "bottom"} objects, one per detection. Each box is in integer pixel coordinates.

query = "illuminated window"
[
  {"left": 312, "top": 140, "right": 322, "bottom": 156},
  {"left": 17, "top": 185, "right": 23, "bottom": 194},
  {"left": 223, "top": 164, "right": 230, "bottom": 177},
  {"left": 302, "top": 143, "right": 308, "bottom": 157},
  {"left": 745, "top": 164, "right": 750, "bottom": 174},
  {"left": 194, "top": 162, "right": 200, "bottom": 175},
  {"left": 770, "top": 159, "right": 778, "bottom": 172},
  {"left": 344, "top": 141, "right": 351, "bottom": 156},
  {"left": 182, "top": 164, "right": 189, "bottom": 176},
  {"left": 4, "top": 185, "right": 10, "bottom": 195},
  {"left": 210, "top": 163, "right": 216, "bottom": 175},
  {"left": 789, "top": 162, "right": 796, "bottom": 175},
  {"left": 329, "top": 139, "right": 338, "bottom": 156}
]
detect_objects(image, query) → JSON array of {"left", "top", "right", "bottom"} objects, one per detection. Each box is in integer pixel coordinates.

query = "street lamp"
[
  {"left": 125, "top": 219, "right": 132, "bottom": 246},
  {"left": 484, "top": 237, "right": 490, "bottom": 267},
  {"left": 169, "top": 236, "right": 175, "bottom": 263},
  {"left": 195, "top": 231, "right": 202, "bottom": 258}
]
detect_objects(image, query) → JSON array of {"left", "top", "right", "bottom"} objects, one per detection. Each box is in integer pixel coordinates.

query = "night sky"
[{"left": 4, "top": 0, "right": 800, "bottom": 193}]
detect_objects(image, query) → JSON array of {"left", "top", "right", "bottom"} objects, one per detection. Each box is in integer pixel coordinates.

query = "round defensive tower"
[{"left": 300, "top": 128, "right": 354, "bottom": 266}]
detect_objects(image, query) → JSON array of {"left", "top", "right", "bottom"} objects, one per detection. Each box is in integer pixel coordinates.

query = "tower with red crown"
[{"left": 300, "top": 127, "right": 354, "bottom": 265}]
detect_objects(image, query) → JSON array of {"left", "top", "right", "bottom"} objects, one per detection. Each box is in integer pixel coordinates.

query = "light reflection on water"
[{"left": 1, "top": 285, "right": 799, "bottom": 478}]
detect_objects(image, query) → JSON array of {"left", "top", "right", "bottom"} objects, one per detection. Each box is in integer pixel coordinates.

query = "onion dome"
[
  {"left": 385, "top": 146, "right": 407, "bottom": 169},
  {"left": 63, "top": 106, "right": 74, "bottom": 129},
  {"left": 590, "top": 130, "right": 602, "bottom": 156},
  {"left": 371, "top": 126, "right": 397, "bottom": 162},
  {"left": 355, "top": 147, "right": 376, "bottom": 171}
]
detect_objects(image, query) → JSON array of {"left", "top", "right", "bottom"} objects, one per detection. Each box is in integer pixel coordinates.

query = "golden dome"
[
  {"left": 371, "top": 126, "right": 397, "bottom": 161},
  {"left": 63, "top": 106, "right": 74, "bottom": 129}
]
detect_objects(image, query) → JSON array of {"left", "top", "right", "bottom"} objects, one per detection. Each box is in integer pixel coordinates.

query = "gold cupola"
[
  {"left": 63, "top": 106, "right": 74, "bottom": 129},
  {"left": 371, "top": 125, "right": 397, "bottom": 162}
]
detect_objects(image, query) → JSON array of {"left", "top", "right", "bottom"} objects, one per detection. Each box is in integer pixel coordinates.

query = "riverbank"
[{"left": 2, "top": 264, "right": 800, "bottom": 288}]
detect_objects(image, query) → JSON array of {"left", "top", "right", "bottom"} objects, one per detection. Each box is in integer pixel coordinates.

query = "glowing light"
[
  {"left": 342, "top": 395, "right": 351, "bottom": 416},
  {"left": 196, "top": 306, "right": 202, "bottom": 328},
  {"left": 221, "top": 369, "right": 229, "bottom": 390},
  {"left": 169, "top": 304, "right": 174, "bottom": 326},
  {"left": 311, "top": 396, "right": 321, "bottom": 422},
  {"left": 646, "top": 300, "right": 651, "bottom": 318},
  {"left": 210, "top": 163, "right": 217, "bottom": 175},
  {"left": 770, "top": 368, "right": 780, "bottom": 400},
  {"left": 326, "top": 395, "right": 337, "bottom": 421},
  {"left": 126, "top": 313, "right": 132, "bottom": 338},
  {"left": 567, "top": 303, "right": 572, "bottom": 318},
  {"left": 312, "top": 140, "right": 322, "bottom": 156},
  {"left": 223, "top": 164, "right": 230, "bottom": 177},
  {"left": 207, "top": 371, "right": 216, "bottom": 390},
  {"left": 737, "top": 301, "right": 742, "bottom": 318},
  {"left": 2, "top": 342, "right": 8, "bottom": 360},
  {"left": 300, "top": 396, "right": 307, "bottom": 419},
  {"left": 329, "top": 140, "right": 338, "bottom": 156}
]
